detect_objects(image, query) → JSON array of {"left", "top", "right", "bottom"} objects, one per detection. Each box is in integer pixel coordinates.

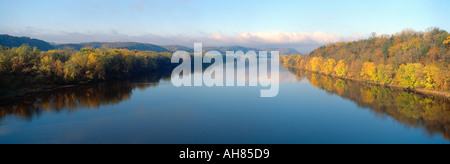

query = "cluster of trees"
[
  {"left": 286, "top": 68, "right": 450, "bottom": 140},
  {"left": 281, "top": 28, "right": 450, "bottom": 92},
  {"left": 0, "top": 45, "right": 174, "bottom": 84}
]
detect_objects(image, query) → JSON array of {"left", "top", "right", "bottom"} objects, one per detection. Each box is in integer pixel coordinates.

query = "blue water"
[{"left": 0, "top": 66, "right": 448, "bottom": 144}]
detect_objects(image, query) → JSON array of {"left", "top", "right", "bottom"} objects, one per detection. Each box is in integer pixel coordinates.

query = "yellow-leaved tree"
[
  {"left": 323, "top": 59, "right": 336, "bottom": 74},
  {"left": 421, "top": 65, "right": 440, "bottom": 90},
  {"left": 309, "top": 57, "right": 323, "bottom": 72},
  {"left": 0, "top": 54, "right": 5, "bottom": 74},
  {"left": 395, "top": 63, "right": 423, "bottom": 88},
  {"left": 334, "top": 60, "right": 348, "bottom": 77},
  {"left": 444, "top": 35, "right": 450, "bottom": 48},
  {"left": 374, "top": 64, "right": 394, "bottom": 84},
  {"left": 360, "top": 62, "right": 376, "bottom": 80},
  {"left": 39, "top": 56, "right": 54, "bottom": 78}
]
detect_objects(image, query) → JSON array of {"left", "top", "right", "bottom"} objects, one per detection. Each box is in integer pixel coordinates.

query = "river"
[{"left": 0, "top": 64, "right": 449, "bottom": 144}]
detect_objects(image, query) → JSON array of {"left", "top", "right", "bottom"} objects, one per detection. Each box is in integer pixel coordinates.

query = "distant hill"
[
  {"left": 264, "top": 48, "right": 301, "bottom": 55},
  {"left": 159, "top": 45, "right": 300, "bottom": 55},
  {"left": 203, "top": 46, "right": 300, "bottom": 55},
  {"left": 0, "top": 34, "right": 301, "bottom": 54},
  {"left": 162, "top": 45, "right": 194, "bottom": 53},
  {"left": 0, "top": 34, "right": 54, "bottom": 51},
  {"left": 56, "top": 42, "right": 172, "bottom": 52},
  {"left": 163, "top": 45, "right": 300, "bottom": 55},
  {"left": 203, "top": 46, "right": 259, "bottom": 54}
]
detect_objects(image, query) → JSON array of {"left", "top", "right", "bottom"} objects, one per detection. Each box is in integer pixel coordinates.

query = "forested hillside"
[
  {"left": 281, "top": 28, "right": 450, "bottom": 94},
  {"left": 56, "top": 42, "right": 172, "bottom": 52},
  {"left": 0, "top": 34, "right": 300, "bottom": 55},
  {"left": 0, "top": 35, "right": 54, "bottom": 51}
]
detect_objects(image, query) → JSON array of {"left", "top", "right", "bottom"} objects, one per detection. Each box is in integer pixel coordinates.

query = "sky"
[{"left": 0, "top": 0, "right": 449, "bottom": 52}]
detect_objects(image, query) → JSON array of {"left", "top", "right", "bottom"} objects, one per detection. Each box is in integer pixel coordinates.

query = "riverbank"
[
  {"left": 283, "top": 65, "right": 450, "bottom": 99},
  {"left": 0, "top": 69, "right": 175, "bottom": 105},
  {"left": 0, "top": 84, "right": 79, "bottom": 105}
]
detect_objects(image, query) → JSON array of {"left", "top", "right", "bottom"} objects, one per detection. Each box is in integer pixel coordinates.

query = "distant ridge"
[
  {"left": 165, "top": 45, "right": 300, "bottom": 55},
  {"left": 0, "top": 34, "right": 301, "bottom": 54},
  {"left": 0, "top": 34, "right": 54, "bottom": 51},
  {"left": 203, "top": 46, "right": 300, "bottom": 55},
  {"left": 162, "top": 45, "right": 194, "bottom": 53},
  {"left": 56, "top": 42, "right": 172, "bottom": 52}
]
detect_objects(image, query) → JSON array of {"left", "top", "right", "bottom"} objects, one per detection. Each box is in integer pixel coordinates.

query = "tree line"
[
  {"left": 281, "top": 28, "right": 450, "bottom": 92},
  {"left": 0, "top": 45, "right": 174, "bottom": 85}
]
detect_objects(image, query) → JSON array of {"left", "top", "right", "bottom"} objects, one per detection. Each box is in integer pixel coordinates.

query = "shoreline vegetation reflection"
[
  {"left": 0, "top": 70, "right": 172, "bottom": 122},
  {"left": 0, "top": 64, "right": 449, "bottom": 141},
  {"left": 284, "top": 66, "right": 450, "bottom": 140}
]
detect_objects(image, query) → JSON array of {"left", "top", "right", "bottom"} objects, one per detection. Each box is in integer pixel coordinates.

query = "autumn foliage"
[
  {"left": 0, "top": 46, "right": 173, "bottom": 85},
  {"left": 285, "top": 68, "right": 450, "bottom": 139},
  {"left": 281, "top": 28, "right": 450, "bottom": 92}
]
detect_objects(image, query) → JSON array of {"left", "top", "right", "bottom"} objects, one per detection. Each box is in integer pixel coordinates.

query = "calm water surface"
[{"left": 0, "top": 65, "right": 449, "bottom": 144}]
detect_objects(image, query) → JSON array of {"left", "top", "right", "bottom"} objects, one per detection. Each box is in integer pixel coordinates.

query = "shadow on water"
[
  {"left": 0, "top": 70, "right": 173, "bottom": 122},
  {"left": 285, "top": 66, "right": 450, "bottom": 140}
]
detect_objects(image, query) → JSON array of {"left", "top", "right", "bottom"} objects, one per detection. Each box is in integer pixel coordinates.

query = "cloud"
[
  {"left": 209, "top": 31, "right": 360, "bottom": 46},
  {"left": 1, "top": 28, "right": 364, "bottom": 53}
]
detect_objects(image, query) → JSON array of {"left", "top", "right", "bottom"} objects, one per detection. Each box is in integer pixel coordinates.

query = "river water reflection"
[{"left": 0, "top": 65, "right": 448, "bottom": 143}]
